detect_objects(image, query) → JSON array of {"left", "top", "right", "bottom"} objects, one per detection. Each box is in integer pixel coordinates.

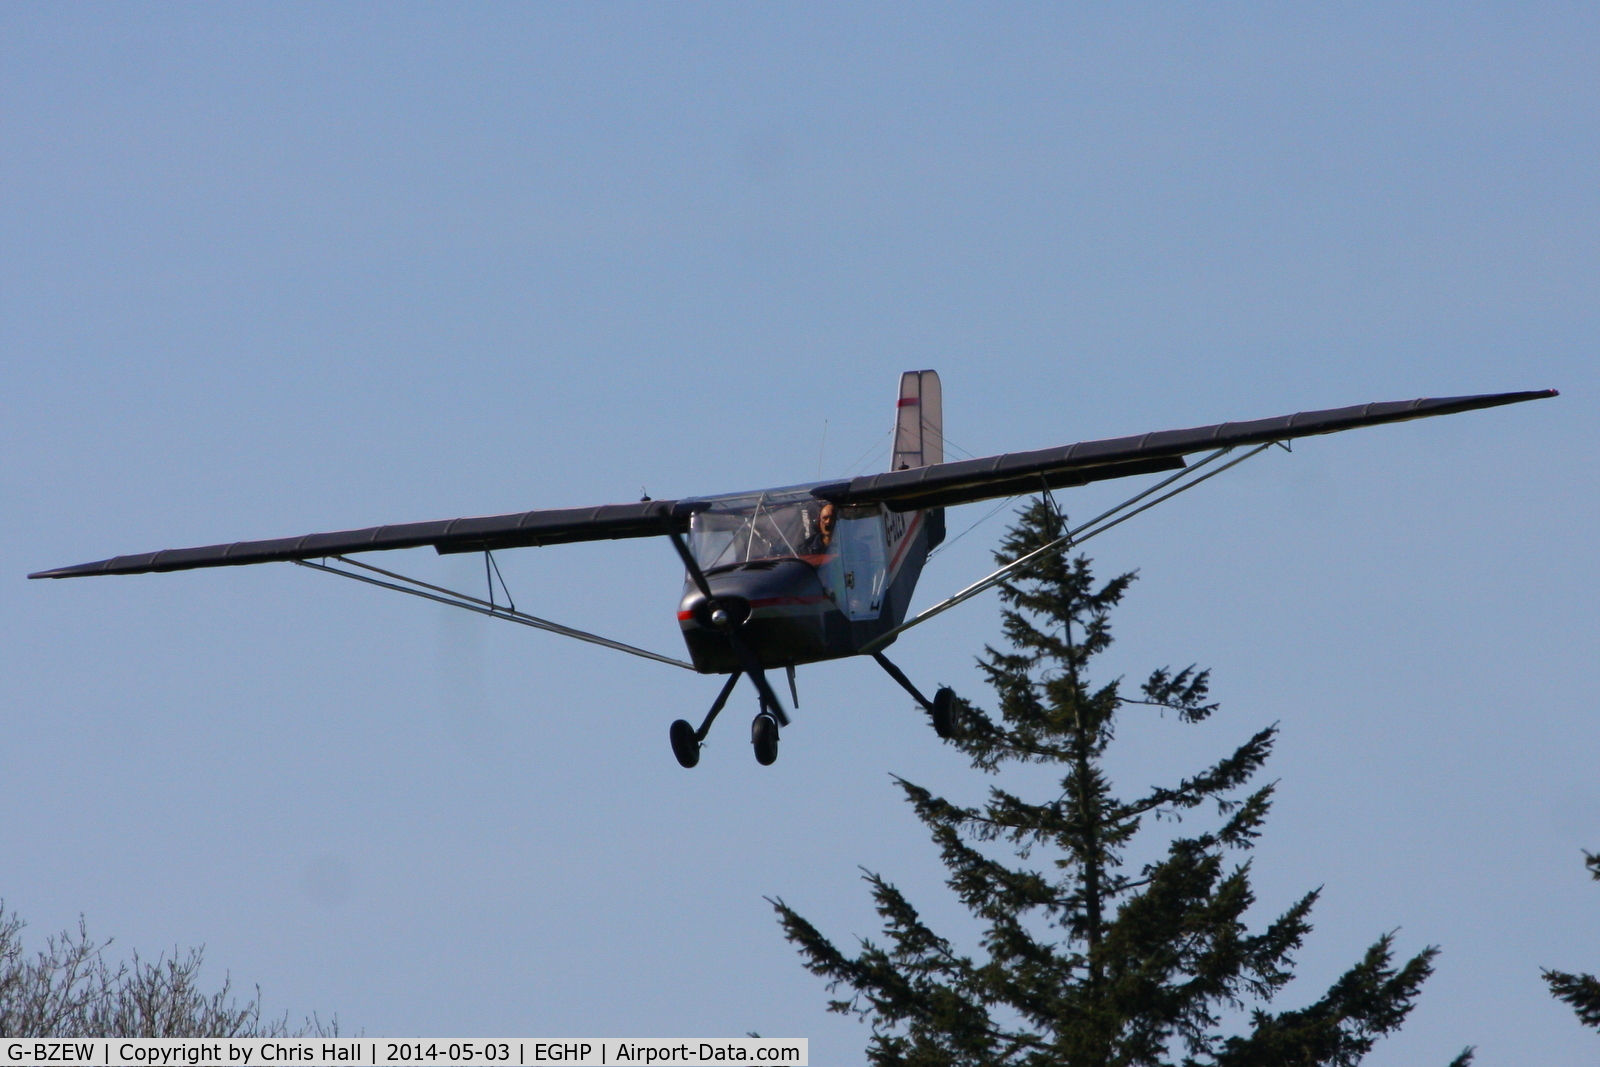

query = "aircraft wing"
[
  {"left": 29, "top": 498, "right": 690, "bottom": 579},
  {"left": 811, "top": 390, "right": 1558, "bottom": 512},
  {"left": 30, "top": 389, "right": 1558, "bottom": 579}
]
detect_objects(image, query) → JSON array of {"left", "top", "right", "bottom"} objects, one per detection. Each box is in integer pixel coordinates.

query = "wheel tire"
[
  {"left": 751, "top": 713, "right": 780, "bottom": 766},
  {"left": 931, "top": 687, "right": 955, "bottom": 739},
  {"left": 669, "top": 719, "right": 701, "bottom": 768}
]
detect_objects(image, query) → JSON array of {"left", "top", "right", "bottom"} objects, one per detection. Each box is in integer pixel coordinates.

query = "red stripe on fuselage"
[
  {"left": 750, "top": 594, "right": 829, "bottom": 609},
  {"left": 897, "top": 397, "right": 920, "bottom": 406},
  {"left": 886, "top": 510, "right": 922, "bottom": 577},
  {"left": 677, "top": 594, "right": 830, "bottom": 623}
]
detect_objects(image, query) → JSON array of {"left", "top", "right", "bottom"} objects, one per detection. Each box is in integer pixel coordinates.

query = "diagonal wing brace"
[
  {"left": 296, "top": 554, "right": 694, "bottom": 670},
  {"left": 859, "top": 442, "right": 1272, "bottom": 653}
]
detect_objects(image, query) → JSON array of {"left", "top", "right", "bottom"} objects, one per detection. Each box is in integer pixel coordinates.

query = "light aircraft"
[{"left": 30, "top": 373, "right": 1556, "bottom": 767}]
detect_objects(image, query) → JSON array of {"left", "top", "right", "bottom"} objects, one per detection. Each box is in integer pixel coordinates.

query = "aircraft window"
[
  {"left": 689, "top": 495, "right": 832, "bottom": 572},
  {"left": 834, "top": 506, "right": 887, "bottom": 620}
]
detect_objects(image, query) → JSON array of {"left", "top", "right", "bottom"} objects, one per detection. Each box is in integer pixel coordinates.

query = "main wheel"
[
  {"left": 669, "top": 719, "right": 701, "bottom": 768},
  {"left": 932, "top": 687, "right": 955, "bottom": 739},
  {"left": 751, "top": 713, "right": 780, "bottom": 766}
]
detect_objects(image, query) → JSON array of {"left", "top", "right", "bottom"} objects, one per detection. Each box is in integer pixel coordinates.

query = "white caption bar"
[{"left": 1, "top": 1041, "right": 806, "bottom": 1067}]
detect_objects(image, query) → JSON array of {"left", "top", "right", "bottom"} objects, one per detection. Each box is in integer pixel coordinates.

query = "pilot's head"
[{"left": 819, "top": 503, "right": 836, "bottom": 544}]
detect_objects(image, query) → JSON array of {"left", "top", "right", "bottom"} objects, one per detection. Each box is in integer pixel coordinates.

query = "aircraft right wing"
[{"left": 811, "top": 390, "right": 1558, "bottom": 512}]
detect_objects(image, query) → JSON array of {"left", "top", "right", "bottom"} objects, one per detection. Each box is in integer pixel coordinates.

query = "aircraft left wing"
[
  {"left": 29, "top": 499, "right": 691, "bottom": 579},
  {"left": 811, "top": 390, "right": 1558, "bottom": 511}
]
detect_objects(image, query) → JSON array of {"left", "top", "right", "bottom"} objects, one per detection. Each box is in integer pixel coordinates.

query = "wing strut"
[
  {"left": 860, "top": 442, "right": 1274, "bottom": 654},
  {"left": 292, "top": 555, "right": 695, "bottom": 670}
]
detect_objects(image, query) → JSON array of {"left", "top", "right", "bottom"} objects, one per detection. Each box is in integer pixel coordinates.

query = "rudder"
[
  {"left": 891, "top": 370, "right": 945, "bottom": 549},
  {"left": 891, "top": 370, "right": 943, "bottom": 471}
]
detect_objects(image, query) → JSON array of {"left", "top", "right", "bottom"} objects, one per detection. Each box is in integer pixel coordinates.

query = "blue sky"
[{"left": 3, "top": 4, "right": 1596, "bottom": 1061}]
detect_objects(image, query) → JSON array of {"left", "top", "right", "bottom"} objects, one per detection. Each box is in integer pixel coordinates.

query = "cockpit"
[
  {"left": 687, "top": 490, "right": 835, "bottom": 573},
  {"left": 685, "top": 487, "right": 891, "bottom": 622}
]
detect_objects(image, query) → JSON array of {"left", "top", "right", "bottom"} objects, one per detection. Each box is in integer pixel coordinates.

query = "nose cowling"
[
  {"left": 686, "top": 593, "right": 751, "bottom": 631},
  {"left": 678, "top": 559, "right": 833, "bottom": 673}
]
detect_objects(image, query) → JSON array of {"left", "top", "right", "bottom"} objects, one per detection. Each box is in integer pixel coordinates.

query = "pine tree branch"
[
  {"left": 1121, "top": 727, "right": 1277, "bottom": 822},
  {"left": 1213, "top": 934, "right": 1438, "bottom": 1066},
  {"left": 1140, "top": 665, "right": 1219, "bottom": 723},
  {"left": 1216, "top": 785, "right": 1276, "bottom": 847},
  {"left": 1542, "top": 967, "right": 1600, "bottom": 1029}
]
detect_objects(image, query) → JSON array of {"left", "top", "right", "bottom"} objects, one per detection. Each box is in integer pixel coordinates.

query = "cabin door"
[{"left": 834, "top": 506, "right": 888, "bottom": 621}]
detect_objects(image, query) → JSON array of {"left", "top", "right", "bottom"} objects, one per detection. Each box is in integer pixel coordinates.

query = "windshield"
[{"left": 688, "top": 492, "right": 833, "bottom": 572}]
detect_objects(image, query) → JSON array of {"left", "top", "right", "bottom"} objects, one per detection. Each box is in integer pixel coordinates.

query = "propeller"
[{"left": 667, "top": 523, "right": 790, "bottom": 726}]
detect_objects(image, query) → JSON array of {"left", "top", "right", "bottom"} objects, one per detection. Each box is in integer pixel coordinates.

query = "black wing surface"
[
  {"left": 812, "top": 390, "right": 1558, "bottom": 512},
  {"left": 30, "top": 499, "right": 691, "bottom": 579}
]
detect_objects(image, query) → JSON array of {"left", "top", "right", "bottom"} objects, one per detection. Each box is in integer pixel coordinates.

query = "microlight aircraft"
[{"left": 31, "top": 373, "right": 1556, "bottom": 767}]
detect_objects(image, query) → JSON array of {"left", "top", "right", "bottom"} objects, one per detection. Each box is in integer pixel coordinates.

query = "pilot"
[{"left": 798, "top": 502, "right": 837, "bottom": 556}]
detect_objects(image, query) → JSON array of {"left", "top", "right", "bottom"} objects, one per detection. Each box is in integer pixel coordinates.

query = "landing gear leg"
[
  {"left": 746, "top": 666, "right": 788, "bottom": 765},
  {"left": 872, "top": 652, "right": 956, "bottom": 739},
  {"left": 746, "top": 667, "right": 790, "bottom": 727},
  {"left": 669, "top": 671, "right": 742, "bottom": 768}
]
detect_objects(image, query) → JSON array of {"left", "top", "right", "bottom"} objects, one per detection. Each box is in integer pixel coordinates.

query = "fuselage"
[{"left": 674, "top": 483, "right": 942, "bottom": 673}]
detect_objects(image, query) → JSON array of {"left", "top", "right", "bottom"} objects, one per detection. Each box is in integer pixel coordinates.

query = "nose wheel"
[
  {"left": 665, "top": 528, "right": 794, "bottom": 768},
  {"left": 752, "top": 712, "right": 780, "bottom": 765},
  {"left": 668, "top": 668, "right": 792, "bottom": 768}
]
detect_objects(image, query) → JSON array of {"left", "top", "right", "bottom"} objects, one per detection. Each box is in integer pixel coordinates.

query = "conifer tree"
[
  {"left": 773, "top": 501, "right": 1469, "bottom": 1066},
  {"left": 1543, "top": 851, "right": 1600, "bottom": 1030}
]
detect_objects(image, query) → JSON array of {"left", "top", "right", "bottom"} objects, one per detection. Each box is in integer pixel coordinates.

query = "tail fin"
[
  {"left": 891, "top": 370, "right": 943, "bottom": 472},
  {"left": 892, "top": 370, "right": 944, "bottom": 547}
]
